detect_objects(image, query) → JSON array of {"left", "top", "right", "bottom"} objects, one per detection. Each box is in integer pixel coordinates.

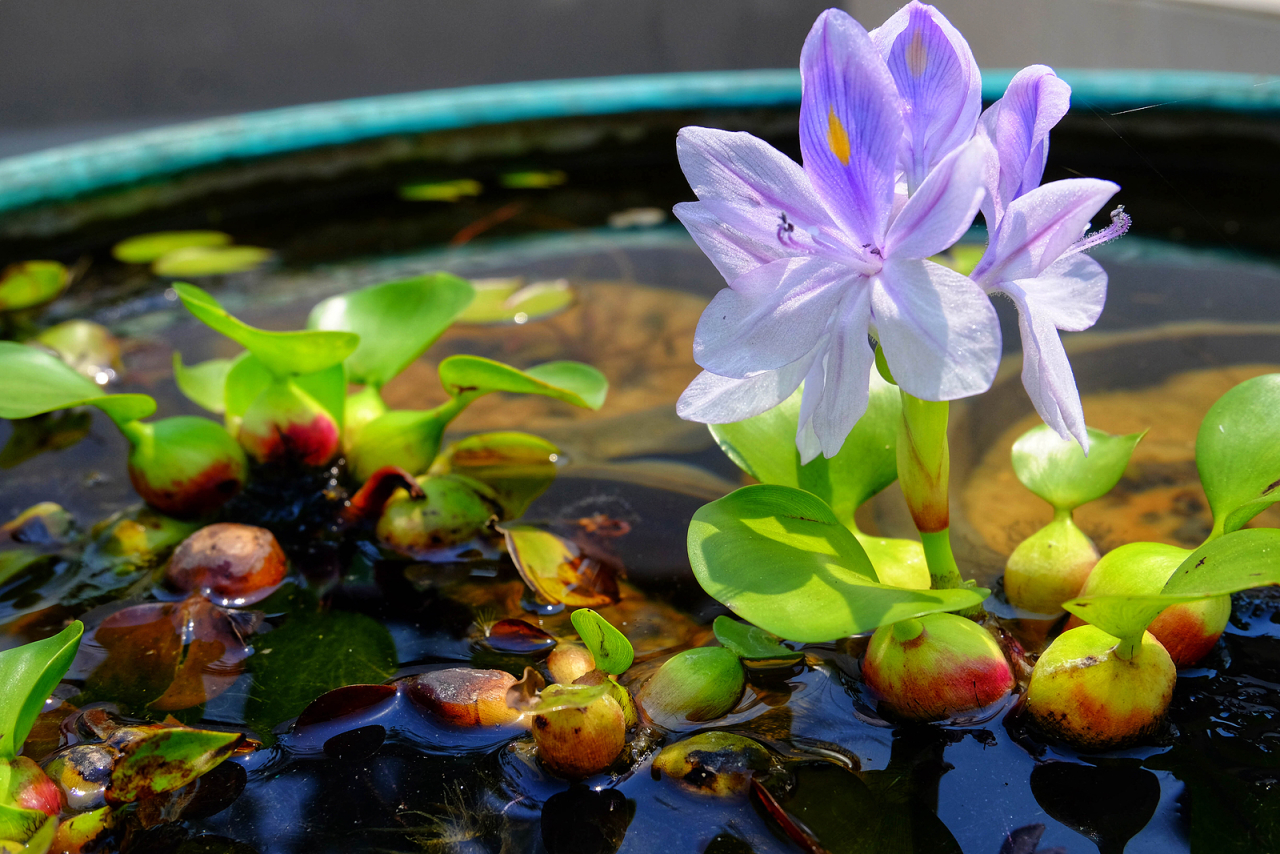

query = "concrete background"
[{"left": 0, "top": 0, "right": 1277, "bottom": 158}]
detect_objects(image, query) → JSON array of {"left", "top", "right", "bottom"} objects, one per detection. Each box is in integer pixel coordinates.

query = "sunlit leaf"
[
  {"left": 438, "top": 355, "right": 607, "bottom": 410},
  {"left": 523, "top": 682, "right": 611, "bottom": 715},
  {"left": 107, "top": 726, "right": 240, "bottom": 802},
  {"left": 174, "top": 284, "right": 357, "bottom": 377},
  {"left": 153, "top": 246, "right": 271, "bottom": 277},
  {"left": 244, "top": 609, "right": 397, "bottom": 741},
  {"left": 0, "top": 622, "right": 83, "bottom": 761},
  {"left": 0, "top": 342, "right": 155, "bottom": 427},
  {"left": 398, "top": 179, "right": 482, "bottom": 202},
  {"left": 112, "top": 231, "right": 231, "bottom": 264},
  {"left": 712, "top": 616, "right": 802, "bottom": 664},
  {"left": 500, "top": 170, "right": 566, "bottom": 189},
  {"left": 687, "top": 485, "right": 986, "bottom": 643},
  {"left": 307, "top": 273, "right": 475, "bottom": 388},
  {"left": 1065, "top": 528, "right": 1280, "bottom": 639},
  {"left": 569, "top": 609, "right": 633, "bottom": 676},
  {"left": 173, "top": 354, "right": 234, "bottom": 414},
  {"left": 0, "top": 804, "right": 52, "bottom": 848},
  {"left": 1011, "top": 425, "right": 1144, "bottom": 510},
  {"left": 0, "top": 262, "right": 70, "bottom": 313},
  {"left": 431, "top": 432, "right": 559, "bottom": 519},
  {"left": 710, "top": 370, "right": 900, "bottom": 521},
  {"left": 500, "top": 525, "right": 620, "bottom": 608},
  {"left": 458, "top": 278, "right": 574, "bottom": 325},
  {"left": 1196, "top": 373, "right": 1280, "bottom": 535}
]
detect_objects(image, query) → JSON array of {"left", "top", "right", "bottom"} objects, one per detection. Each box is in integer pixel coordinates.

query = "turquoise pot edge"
[{"left": 0, "top": 68, "right": 1276, "bottom": 216}]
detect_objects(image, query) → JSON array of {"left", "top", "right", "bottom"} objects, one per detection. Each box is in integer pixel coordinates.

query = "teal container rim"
[{"left": 0, "top": 67, "right": 1276, "bottom": 218}]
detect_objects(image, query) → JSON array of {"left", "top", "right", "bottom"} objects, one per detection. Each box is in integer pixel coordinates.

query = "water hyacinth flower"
[
  {"left": 972, "top": 66, "right": 1130, "bottom": 452},
  {"left": 676, "top": 4, "right": 1001, "bottom": 461}
]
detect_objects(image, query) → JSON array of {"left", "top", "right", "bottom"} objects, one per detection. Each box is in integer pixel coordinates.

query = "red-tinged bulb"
[
  {"left": 238, "top": 379, "right": 341, "bottom": 467},
  {"left": 7, "top": 756, "right": 62, "bottom": 816},
  {"left": 126, "top": 417, "right": 247, "bottom": 519},
  {"left": 1004, "top": 514, "right": 1100, "bottom": 615},
  {"left": 375, "top": 474, "right": 498, "bottom": 557},
  {"left": 862, "top": 613, "right": 1015, "bottom": 722},
  {"left": 1025, "top": 625, "right": 1175, "bottom": 750},
  {"left": 1069, "top": 542, "right": 1229, "bottom": 667}
]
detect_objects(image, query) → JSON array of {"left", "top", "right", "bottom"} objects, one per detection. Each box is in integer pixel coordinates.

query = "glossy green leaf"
[
  {"left": 153, "top": 246, "right": 271, "bottom": 277},
  {"left": 431, "top": 432, "right": 559, "bottom": 519},
  {"left": 173, "top": 354, "right": 234, "bottom": 414},
  {"left": 398, "top": 179, "right": 482, "bottom": 202},
  {"left": 1197, "top": 373, "right": 1280, "bottom": 535},
  {"left": 307, "top": 273, "right": 475, "bottom": 387},
  {"left": 569, "top": 609, "right": 634, "bottom": 676},
  {"left": 174, "top": 283, "right": 358, "bottom": 377},
  {"left": 1011, "top": 425, "right": 1144, "bottom": 510},
  {"left": 0, "top": 803, "right": 50, "bottom": 847},
  {"left": 347, "top": 408, "right": 445, "bottom": 479},
  {"left": 244, "top": 609, "right": 397, "bottom": 741},
  {"left": 712, "top": 616, "right": 802, "bottom": 664},
  {"left": 458, "top": 278, "right": 574, "bottom": 325},
  {"left": 0, "top": 622, "right": 83, "bottom": 760},
  {"left": 438, "top": 356, "right": 607, "bottom": 410},
  {"left": 709, "top": 371, "right": 900, "bottom": 521},
  {"left": 0, "top": 343, "right": 154, "bottom": 428},
  {"left": 112, "top": 231, "right": 231, "bottom": 264},
  {"left": 687, "top": 485, "right": 986, "bottom": 643},
  {"left": 1065, "top": 528, "right": 1280, "bottom": 639},
  {"left": 0, "top": 262, "right": 70, "bottom": 312},
  {"left": 108, "top": 727, "right": 240, "bottom": 802}
]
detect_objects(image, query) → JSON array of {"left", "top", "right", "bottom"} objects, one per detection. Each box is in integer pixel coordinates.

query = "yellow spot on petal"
[
  {"left": 907, "top": 29, "right": 928, "bottom": 77},
  {"left": 827, "top": 107, "right": 851, "bottom": 166}
]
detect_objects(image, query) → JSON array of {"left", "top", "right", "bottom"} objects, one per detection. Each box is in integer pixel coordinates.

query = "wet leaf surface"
[
  {"left": 501, "top": 525, "right": 620, "bottom": 608},
  {"left": 482, "top": 619, "right": 556, "bottom": 655},
  {"left": 243, "top": 609, "right": 396, "bottom": 741},
  {"left": 107, "top": 726, "right": 241, "bottom": 803}
]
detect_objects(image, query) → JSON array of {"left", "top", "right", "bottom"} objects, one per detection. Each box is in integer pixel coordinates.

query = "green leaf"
[
  {"left": 0, "top": 262, "right": 70, "bottom": 312},
  {"left": 0, "top": 342, "right": 155, "bottom": 427},
  {"left": 458, "top": 278, "right": 574, "bottom": 325},
  {"left": 224, "top": 353, "right": 344, "bottom": 426},
  {"left": 1065, "top": 528, "right": 1280, "bottom": 639},
  {"left": 307, "top": 273, "right": 475, "bottom": 388},
  {"left": 153, "top": 246, "right": 271, "bottom": 277},
  {"left": 0, "top": 622, "right": 83, "bottom": 761},
  {"left": 687, "top": 485, "right": 987, "bottom": 643},
  {"left": 569, "top": 610, "right": 634, "bottom": 676},
  {"left": 1197, "top": 373, "right": 1280, "bottom": 535},
  {"left": 712, "top": 616, "right": 803, "bottom": 664},
  {"left": 244, "top": 609, "right": 397, "bottom": 741},
  {"left": 398, "top": 179, "right": 482, "bottom": 202},
  {"left": 172, "top": 354, "right": 234, "bottom": 414},
  {"left": 174, "top": 283, "right": 358, "bottom": 377},
  {"left": 430, "top": 431, "right": 559, "bottom": 519},
  {"left": 1011, "top": 425, "right": 1144, "bottom": 510},
  {"left": 112, "top": 231, "right": 231, "bottom": 264},
  {"left": 108, "top": 727, "right": 240, "bottom": 802},
  {"left": 437, "top": 356, "right": 607, "bottom": 410},
  {"left": 0, "top": 803, "right": 50, "bottom": 847},
  {"left": 500, "top": 170, "right": 566, "bottom": 189},
  {"left": 709, "top": 371, "right": 900, "bottom": 521},
  {"left": 525, "top": 683, "right": 611, "bottom": 714}
]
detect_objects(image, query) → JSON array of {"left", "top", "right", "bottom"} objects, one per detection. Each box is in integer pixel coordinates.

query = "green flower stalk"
[{"left": 896, "top": 392, "right": 964, "bottom": 590}]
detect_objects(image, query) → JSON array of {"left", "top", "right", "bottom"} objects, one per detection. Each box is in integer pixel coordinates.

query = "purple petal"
[
  {"left": 975, "top": 178, "right": 1119, "bottom": 285},
  {"left": 979, "top": 65, "right": 1071, "bottom": 225},
  {"left": 999, "top": 254, "right": 1108, "bottom": 450},
  {"left": 799, "top": 9, "right": 903, "bottom": 247},
  {"left": 810, "top": 288, "right": 875, "bottom": 457},
  {"left": 871, "top": 258, "right": 1000, "bottom": 400},
  {"left": 883, "top": 135, "right": 991, "bottom": 260},
  {"left": 674, "top": 202, "right": 785, "bottom": 283},
  {"left": 872, "top": 2, "right": 982, "bottom": 193},
  {"left": 693, "top": 257, "right": 850, "bottom": 378},
  {"left": 676, "top": 358, "right": 814, "bottom": 425}
]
